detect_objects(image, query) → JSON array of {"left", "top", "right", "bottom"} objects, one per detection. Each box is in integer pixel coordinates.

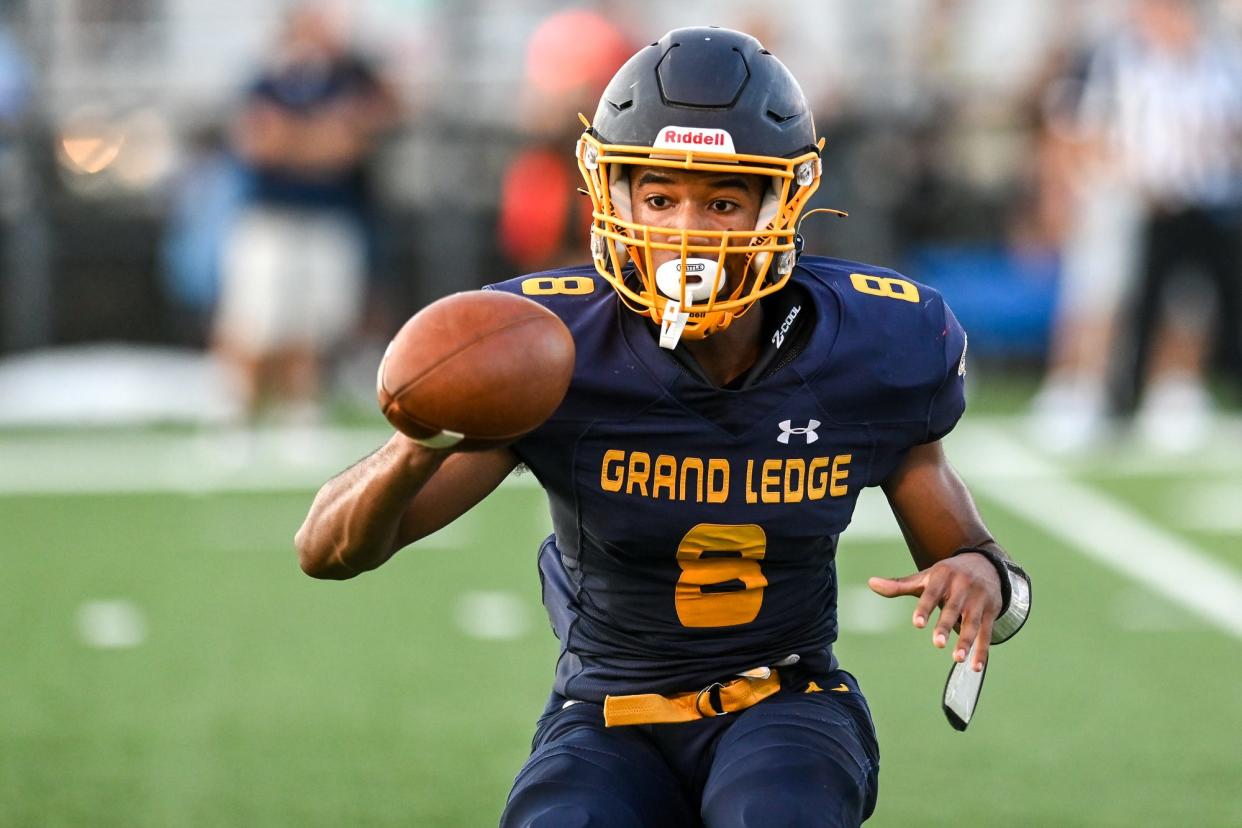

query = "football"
[{"left": 377, "top": 290, "right": 575, "bottom": 450}]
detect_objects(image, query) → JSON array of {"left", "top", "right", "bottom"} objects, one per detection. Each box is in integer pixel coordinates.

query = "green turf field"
[{"left": 2, "top": 421, "right": 1241, "bottom": 826}]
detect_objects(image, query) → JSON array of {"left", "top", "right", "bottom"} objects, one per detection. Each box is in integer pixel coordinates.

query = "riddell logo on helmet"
[
  {"left": 653, "top": 126, "right": 737, "bottom": 154},
  {"left": 663, "top": 129, "right": 725, "bottom": 146}
]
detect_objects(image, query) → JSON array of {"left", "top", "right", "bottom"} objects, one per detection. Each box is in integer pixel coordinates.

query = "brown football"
[{"left": 377, "top": 290, "right": 575, "bottom": 450}]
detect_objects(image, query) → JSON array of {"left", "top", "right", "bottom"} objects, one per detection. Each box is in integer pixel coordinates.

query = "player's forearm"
[
  {"left": 295, "top": 434, "right": 447, "bottom": 579},
  {"left": 892, "top": 503, "right": 1001, "bottom": 572},
  {"left": 882, "top": 442, "right": 995, "bottom": 570}
]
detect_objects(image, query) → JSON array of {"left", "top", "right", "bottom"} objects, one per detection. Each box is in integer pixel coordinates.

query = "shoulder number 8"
[
  {"left": 850, "top": 273, "right": 920, "bottom": 303},
  {"left": 521, "top": 276, "right": 595, "bottom": 296}
]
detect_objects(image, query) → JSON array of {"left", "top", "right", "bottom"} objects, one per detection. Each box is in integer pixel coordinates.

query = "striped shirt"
[{"left": 1080, "top": 30, "right": 1242, "bottom": 207}]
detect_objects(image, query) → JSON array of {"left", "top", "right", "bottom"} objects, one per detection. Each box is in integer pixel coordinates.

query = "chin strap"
[
  {"left": 659, "top": 300, "right": 691, "bottom": 349},
  {"left": 790, "top": 207, "right": 848, "bottom": 269}
]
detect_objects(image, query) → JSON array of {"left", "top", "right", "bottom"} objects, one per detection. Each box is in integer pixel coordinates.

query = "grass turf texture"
[{"left": 2, "top": 456, "right": 1241, "bottom": 825}]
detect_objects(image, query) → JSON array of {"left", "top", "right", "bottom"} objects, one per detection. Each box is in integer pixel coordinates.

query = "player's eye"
[
  {"left": 710, "top": 199, "right": 738, "bottom": 213},
  {"left": 645, "top": 195, "right": 671, "bottom": 209}
]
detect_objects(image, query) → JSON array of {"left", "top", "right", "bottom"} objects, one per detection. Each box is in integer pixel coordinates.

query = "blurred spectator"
[
  {"left": 1027, "top": 41, "right": 1144, "bottom": 451},
  {"left": 1036, "top": 0, "right": 1242, "bottom": 452},
  {"left": 214, "top": 1, "right": 397, "bottom": 423},
  {"left": 496, "top": 9, "right": 634, "bottom": 273},
  {"left": 0, "top": 26, "right": 31, "bottom": 131},
  {"left": 161, "top": 127, "right": 247, "bottom": 345},
  {"left": 0, "top": 22, "right": 40, "bottom": 353}
]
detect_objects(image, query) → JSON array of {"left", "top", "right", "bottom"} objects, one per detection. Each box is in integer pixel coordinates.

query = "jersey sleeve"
[{"left": 925, "top": 298, "right": 967, "bottom": 443}]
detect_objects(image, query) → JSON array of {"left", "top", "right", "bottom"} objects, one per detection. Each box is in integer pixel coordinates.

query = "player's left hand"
[{"left": 867, "top": 553, "right": 1002, "bottom": 672}]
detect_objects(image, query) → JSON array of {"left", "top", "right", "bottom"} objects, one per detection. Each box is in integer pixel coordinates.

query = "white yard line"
[
  {"left": 948, "top": 423, "right": 1242, "bottom": 640},
  {"left": 0, "top": 428, "right": 400, "bottom": 495},
  {"left": 0, "top": 428, "right": 543, "bottom": 495},
  {"left": 957, "top": 413, "right": 1242, "bottom": 478},
  {"left": 1170, "top": 482, "right": 1242, "bottom": 533}
]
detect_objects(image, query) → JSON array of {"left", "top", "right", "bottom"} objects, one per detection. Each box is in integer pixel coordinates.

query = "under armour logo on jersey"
[{"left": 777, "top": 419, "right": 820, "bottom": 444}]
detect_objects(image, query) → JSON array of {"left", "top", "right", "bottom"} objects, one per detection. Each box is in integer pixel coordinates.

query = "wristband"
[
  {"left": 414, "top": 429, "right": 464, "bottom": 449},
  {"left": 951, "top": 546, "right": 1031, "bottom": 644}
]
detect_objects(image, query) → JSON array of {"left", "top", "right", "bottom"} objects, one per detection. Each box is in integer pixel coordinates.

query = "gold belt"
[{"left": 603, "top": 670, "right": 782, "bottom": 727}]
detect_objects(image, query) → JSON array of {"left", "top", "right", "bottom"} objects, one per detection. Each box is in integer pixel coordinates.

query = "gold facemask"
[{"left": 576, "top": 124, "right": 824, "bottom": 347}]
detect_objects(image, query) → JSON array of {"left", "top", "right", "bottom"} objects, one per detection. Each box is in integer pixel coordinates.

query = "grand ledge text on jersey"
[{"left": 599, "top": 449, "right": 852, "bottom": 504}]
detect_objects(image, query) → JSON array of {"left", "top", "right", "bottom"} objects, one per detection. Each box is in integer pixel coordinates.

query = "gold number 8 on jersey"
[
  {"left": 521, "top": 276, "right": 596, "bottom": 296},
  {"left": 675, "top": 523, "right": 768, "bottom": 628},
  {"left": 850, "top": 273, "right": 920, "bottom": 303}
]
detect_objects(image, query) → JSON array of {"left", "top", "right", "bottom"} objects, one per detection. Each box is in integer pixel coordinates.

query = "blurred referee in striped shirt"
[{"left": 1081, "top": 0, "right": 1242, "bottom": 449}]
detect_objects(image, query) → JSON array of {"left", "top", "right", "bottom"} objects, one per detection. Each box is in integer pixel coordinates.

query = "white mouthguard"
[{"left": 655, "top": 257, "right": 728, "bottom": 304}]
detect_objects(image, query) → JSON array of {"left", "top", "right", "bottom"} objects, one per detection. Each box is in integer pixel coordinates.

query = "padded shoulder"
[
  {"left": 485, "top": 265, "right": 611, "bottom": 330},
  {"left": 798, "top": 255, "right": 948, "bottom": 334},
  {"left": 796, "top": 255, "right": 967, "bottom": 441}
]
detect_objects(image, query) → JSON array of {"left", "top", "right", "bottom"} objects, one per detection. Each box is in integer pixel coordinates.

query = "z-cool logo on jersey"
[
  {"left": 771, "top": 305, "right": 802, "bottom": 349},
  {"left": 777, "top": 419, "right": 820, "bottom": 445}
]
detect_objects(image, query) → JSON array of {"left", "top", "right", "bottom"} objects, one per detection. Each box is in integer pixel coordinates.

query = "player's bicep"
[
  {"left": 395, "top": 447, "right": 521, "bottom": 548},
  {"left": 880, "top": 441, "right": 990, "bottom": 570}
]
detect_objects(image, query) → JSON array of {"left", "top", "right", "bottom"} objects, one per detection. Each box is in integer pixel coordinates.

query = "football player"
[{"left": 296, "top": 27, "right": 1031, "bottom": 827}]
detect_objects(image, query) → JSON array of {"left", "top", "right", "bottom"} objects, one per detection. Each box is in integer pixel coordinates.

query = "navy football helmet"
[{"left": 577, "top": 27, "right": 823, "bottom": 344}]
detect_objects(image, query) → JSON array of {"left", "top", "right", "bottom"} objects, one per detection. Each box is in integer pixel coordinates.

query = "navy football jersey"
[{"left": 488, "top": 255, "right": 967, "bottom": 703}]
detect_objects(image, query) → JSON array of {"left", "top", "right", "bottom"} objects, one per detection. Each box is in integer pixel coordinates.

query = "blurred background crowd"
[{"left": 1, "top": 0, "right": 1241, "bottom": 452}]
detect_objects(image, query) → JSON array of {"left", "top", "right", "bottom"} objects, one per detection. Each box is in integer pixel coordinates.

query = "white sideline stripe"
[
  {"left": 1172, "top": 482, "right": 1242, "bottom": 533},
  {"left": 0, "top": 428, "right": 544, "bottom": 495},
  {"left": 842, "top": 487, "right": 903, "bottom": 540},
  {"left": 951, "top": 425, "right": 1242, "bottom": 640},
  {"left": 454, "top": 591, "right": 531, "bottom": 641},
  {"left": 968, "top": 413, "right": 1242, "bottom": 477},
  {"left": 838, "top": 584, "right": 904, "bottom": 633},
  {"left": 76, "top": 599, "right": 147, "bottom": 649}
]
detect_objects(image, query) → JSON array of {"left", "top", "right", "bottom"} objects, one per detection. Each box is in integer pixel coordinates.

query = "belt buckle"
[{"left": 694, "top": 681, "right": 727, "bottom": 717}]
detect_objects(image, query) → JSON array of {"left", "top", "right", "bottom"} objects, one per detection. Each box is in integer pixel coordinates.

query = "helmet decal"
[{"left": 652, "top": 127, "right": 736, "bottom": 154}]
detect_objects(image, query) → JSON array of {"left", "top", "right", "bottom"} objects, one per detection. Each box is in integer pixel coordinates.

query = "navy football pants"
[{"left": 500, "top": 670, "right": 879, "bottom": 827}]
